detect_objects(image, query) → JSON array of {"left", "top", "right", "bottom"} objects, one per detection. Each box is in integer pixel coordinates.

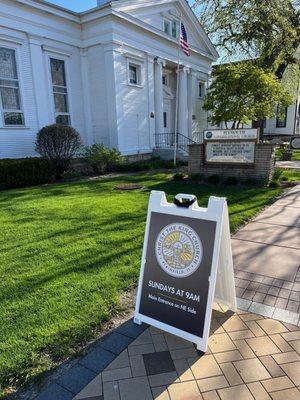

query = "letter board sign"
[{"left": 134, "top": 191, "right": 237, "bottom": 352}]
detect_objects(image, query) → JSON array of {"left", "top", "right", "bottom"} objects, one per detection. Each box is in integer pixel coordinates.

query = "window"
[
  {"left": 0, "top": 47, "right": 24, "bottom": 126},
  {"left": 172, "top": 21, "right": 178, "bottom": 38},
  {"left": 198, "top": 82, "right": 205, "bottom": 98},
  {"left": 164, "top": 19, "right": 179, "bottom": 38},
  {"left": 163, "top": 111, "right": 167, "bottom": 128},
  {"left": 164, "top": 19, "right": 171, "bottom": 35},
  {"left": 50, "top": 58, "right": 70, "bottom": 125},
  {"left": 276, "top": 105, "right": 287, "bottom": 128},
  {"left": 162, "top": 74, "right": 168, "bottom": 86},
  {"left": 128, "top": 63, "right": 141, "bottom": 86}
]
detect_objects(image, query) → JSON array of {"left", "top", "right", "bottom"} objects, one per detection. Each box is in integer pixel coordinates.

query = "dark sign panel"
[{"left": 139, "top": 212, "right": 216, "bottom": 338}]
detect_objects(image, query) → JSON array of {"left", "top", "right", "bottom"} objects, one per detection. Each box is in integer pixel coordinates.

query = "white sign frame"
[{"left": 134, "top": 191, "right": 236, "bottom": 352}]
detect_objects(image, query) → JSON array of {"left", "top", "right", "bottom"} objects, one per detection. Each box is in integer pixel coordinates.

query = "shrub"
[
  {"left": 81, "top": 144, "right": 121, "bottom": 174},
  {"left": 269, "top": 180, "right": 280, "bottom": 188},
  {"left": 173, "top": 172, "right": 185, "bottom": 181},
  {"left": 61, "top": 169, "right": 82, "bottom": 181},
  {"left": 243, "top": 177, "right": 260, "bottom": 186},
  {"left": 36, "top": 124, "right": 82, "bottom": 176},
  {"left": 272, "top": 168, "right": 283, "bottom": 182},
  {"left": 0, "top": 158, "right": 56, "bottom": 190},
  {"left": 207, "top": 175, "right": 221, "bottom": 185},
  {"left": 225, "top": 176, "right": 238, "bottom": 185},
  {"left": 189, "top": 173, "right": 203, "bottom": 182}
]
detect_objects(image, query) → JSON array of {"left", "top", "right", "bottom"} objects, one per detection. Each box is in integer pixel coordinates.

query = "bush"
[
  {"left": 36, "top": 124, "right": 82, "bottom": 176},
  {"left": 273, "top": 168, "right": 283, "bottom": 182},
  {"left": 189, "top": 173, "right": 203, "bottom": 182},
  {"left": 81, "top": 144, "right": 121, "bottom": 174},
  {"left": 0, "top": 158, "right": 56, "bottom": 190},
  {"left": 243, "top": 177, "right": 260, "bottom": 186},
  {"left": 173, "top": 172, "right": 185, "bottom": 181},
  {"left": 269, "top": 180, "right": 280, "bottom": 188},
  {"left": 207, "top": 175, "right": 221, "bottom": 185},
  {"left": 61, "top": 169, "right": 82, "bottom": 181},
  {"left": 225, "top": 176, "right": 238, "bottom": 185}
]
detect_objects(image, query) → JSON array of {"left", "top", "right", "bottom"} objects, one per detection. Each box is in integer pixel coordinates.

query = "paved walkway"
[
  {"left": 37, "top": 305, "right": 300, "bottom": 400},
  {"left": 276, "top": 161, "right": 300, "bottom": 170},
  {"left": 232, "top": 185, "right": 300, "bottom": 322}
]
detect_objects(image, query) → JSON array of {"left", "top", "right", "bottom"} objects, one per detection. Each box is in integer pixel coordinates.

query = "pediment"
[{"left": 112, "top": 0, "right": 218, "bottom": 60}]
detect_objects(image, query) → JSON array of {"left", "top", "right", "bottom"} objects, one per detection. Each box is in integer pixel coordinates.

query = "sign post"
[{"left": 134, "top": 191, "right": 236, "bottom": 352}]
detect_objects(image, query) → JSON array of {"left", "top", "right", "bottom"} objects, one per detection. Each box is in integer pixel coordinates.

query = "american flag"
[{"left": 180, "top": 22, "right": 190, "bottom": 56}]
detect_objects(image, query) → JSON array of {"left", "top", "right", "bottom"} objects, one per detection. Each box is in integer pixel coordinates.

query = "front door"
[
  {"left": 163, "top": 101, "right": 172, "bottom": 147},
  {"left": 163, "top": 102, "right": 171, "bottom": 134}
]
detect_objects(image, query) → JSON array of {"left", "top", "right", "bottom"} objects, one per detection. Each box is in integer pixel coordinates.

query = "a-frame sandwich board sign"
[{"left": 134, "top": 191, "right": 237, "bottom": 352}]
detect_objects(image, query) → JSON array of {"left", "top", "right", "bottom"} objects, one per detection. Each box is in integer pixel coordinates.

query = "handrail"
[{"left": 154, "top": 132, "right": 197, "bottom": 154}]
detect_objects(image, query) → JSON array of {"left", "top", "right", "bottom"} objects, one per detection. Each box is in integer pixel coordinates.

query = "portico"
[{"left": 153, "top": 57, "right": 208, "bottom": 155}]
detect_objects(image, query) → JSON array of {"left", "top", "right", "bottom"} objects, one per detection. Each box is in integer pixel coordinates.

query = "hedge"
[{"left": 0, "top": 158, "right": 56, "bottom": 190}]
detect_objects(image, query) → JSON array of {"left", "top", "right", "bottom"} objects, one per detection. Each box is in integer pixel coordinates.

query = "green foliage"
[
  {"left": 269, "top": 180, "right": 280, "bottom": 187},
  {"left": 203, "top": 63, "right": 293, "bottom": 127},
  {"left": 243, "top": 177, "right": 261, "bottom": 186},
  {"left": 225, "top": 176, "right": 239, "bottom": 185},
  {"left": 61, "top": 169, "right": 82, "bottom": 181},
  {"left": 81, "top": 144, "right": 121, "bottom": 174},
  {"left": 292, "top": 149, "right": 300, "bottom": 160},
  {"left": 273, "top": 167, "right": 284, "bottom": 181},
  {"left": 0, "top": 158, "right": 55, "bottom": 190},
  {"left": 193, "top": 0, "right": 300, "bottom": 79},
  {"left": 207, "top": 174, "right": 221, "bottom": 184},
  {"left": 173, "top": 172, "right": 185, "bottom": 181},
  {"left": 0, "top": 172, "right": 282, "bottom": 395},
  {"left": 189, "top": 173, "right": 204, "bottom": 182},
  {"left": 36, "top": 125, "right": 82, "bottom": 175}
]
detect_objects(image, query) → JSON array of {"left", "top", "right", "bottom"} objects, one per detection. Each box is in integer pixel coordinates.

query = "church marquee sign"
[{"left": 204, "top": 128, "right": 259, "bottom": 165}]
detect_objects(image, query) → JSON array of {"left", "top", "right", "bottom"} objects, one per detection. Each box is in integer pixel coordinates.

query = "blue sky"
[
  {"left": 46, "top": 0, "right": 194, "bottom": 12},
  {"left": 47, "top": 0, "right": 97, "bottom": 12}
]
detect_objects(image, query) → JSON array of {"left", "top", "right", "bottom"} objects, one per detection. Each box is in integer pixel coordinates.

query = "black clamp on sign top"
[{"left": 174, "top": 194, "right": 197, "bottom": 208}]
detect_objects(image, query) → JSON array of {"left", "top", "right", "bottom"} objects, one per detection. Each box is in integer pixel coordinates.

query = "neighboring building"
[{"left": 0, "top": 0, "right": 218, "bottom": 159}]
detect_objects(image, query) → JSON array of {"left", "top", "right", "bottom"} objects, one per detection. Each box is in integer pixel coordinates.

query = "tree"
[
  {"left": 192, "top": 0, "right": 300, "bottom": 79},
  {"left": 203, "top": 63, "right": 293, "bottom": 131}
]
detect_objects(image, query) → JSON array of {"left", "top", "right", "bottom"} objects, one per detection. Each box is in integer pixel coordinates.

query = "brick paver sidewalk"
[
  {"left": 232, "top": 185, "right": 300, "bottom": 322},
  {"left": 41, "top": 304, "right": 300, "bottom": 400}
]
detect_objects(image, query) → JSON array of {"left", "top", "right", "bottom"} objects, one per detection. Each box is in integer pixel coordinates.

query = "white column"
[
  {"left": 28, "top": 35, "right": 51, "bottom": 129},
  {"left": 188, "top": 70, "right": 198, "bottom": 139},
  {"left": 178, "top": 67, "right": 189, "bottom": 137},
  {"left": 147, "top": 55, "right": 155, "bottom": 149},
  {"left": 80, "top": 48, "right": 94, "bottom": 145},
  {"left": 154, "top": 58, "right": 165, "bottom": 135}
]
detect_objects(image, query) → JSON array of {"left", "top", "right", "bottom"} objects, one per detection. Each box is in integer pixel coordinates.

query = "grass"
[
  {"left": 280, "top": 168, "right": 300, "bottom": 182},
  {"left": 0, "top": 172, "right": 286, "bottom": 396},
  {"left": 292, "top": 149, "right": 300, "bottom": 161}
]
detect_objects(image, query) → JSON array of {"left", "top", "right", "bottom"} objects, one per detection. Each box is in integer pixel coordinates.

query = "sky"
[{"left": 46, "top": 0, "right": 195, "bottom": 12}]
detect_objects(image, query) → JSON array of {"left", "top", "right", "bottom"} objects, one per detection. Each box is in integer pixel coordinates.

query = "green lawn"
[
  {"left": 0, "top": 173, "right": 285, "bottom": 396},
  {"left": 292, "top": 150, "right": 300, "bottom": 161}
]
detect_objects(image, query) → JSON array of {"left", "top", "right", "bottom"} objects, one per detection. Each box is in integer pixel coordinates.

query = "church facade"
[{"left": 0, "top": 0, "right": 218, "bottom": 159}]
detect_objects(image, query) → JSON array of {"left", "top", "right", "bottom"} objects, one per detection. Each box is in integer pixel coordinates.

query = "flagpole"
[{"left": 174, "top": 16, "right": 182, "bottom": 168}]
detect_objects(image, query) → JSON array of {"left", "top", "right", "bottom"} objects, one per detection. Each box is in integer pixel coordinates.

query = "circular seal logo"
[
  {"left": 206, "top": 131, "right": 213, "bottom": 139},
  {"left": 155, "top": 223, "right": 203, "bottom": 278}
]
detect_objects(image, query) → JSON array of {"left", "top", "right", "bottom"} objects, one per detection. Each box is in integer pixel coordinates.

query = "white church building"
[{"left": 0, "top": 0, "right": 219, "bottom": 159}]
